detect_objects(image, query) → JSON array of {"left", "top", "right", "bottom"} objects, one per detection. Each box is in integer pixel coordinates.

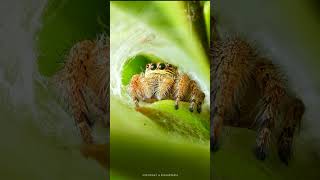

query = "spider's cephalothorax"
[
  {"left": 54, "top": 37, "right": 109, "bottom": 144},
  {"left": 211, "top": 19, "right": 305, "bottom": 165},
  {"left": 128, "top": 62, "right": 205, "bottom": 113}
]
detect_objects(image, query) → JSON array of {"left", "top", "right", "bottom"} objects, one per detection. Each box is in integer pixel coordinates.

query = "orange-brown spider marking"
[{"left": 128, "top": 62, "right": 205, "bottom": 113}]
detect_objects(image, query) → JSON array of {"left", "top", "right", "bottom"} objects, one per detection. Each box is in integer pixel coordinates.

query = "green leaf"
[{"left": 136, "top": 100, "right": 210, "bottom": 142}]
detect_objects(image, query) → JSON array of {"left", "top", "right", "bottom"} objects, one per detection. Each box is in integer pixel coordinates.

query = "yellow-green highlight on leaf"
[
  {"left": 137, "top": 100, "right": 210, "bottom": 143},
  {"left": 204, "top": 1, "right": 210, "bottom": 45},
  {"left": 110, "top": 96, "right": 165, "bottom": 140}
]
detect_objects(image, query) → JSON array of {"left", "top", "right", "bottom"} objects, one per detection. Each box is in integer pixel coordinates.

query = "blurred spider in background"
[
  {"left": 53, "top": 36, "right": 109, "bottom": 144},
  {"left": 211, "top": 16, "right": 305, "bottom": 165}
]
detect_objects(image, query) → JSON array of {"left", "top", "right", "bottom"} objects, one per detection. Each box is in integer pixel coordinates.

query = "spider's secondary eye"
[
  {"left": 167, "top": 64, "right": 172, "bottom": 68},
  {"left": 151, "top": 63, "right": 156, "bottom": 70},
  {"left": 146, "top": 64, "right": 149, "bottom": 68},
  {"left": 158, "top": 63, "right": 165, "bottom": 70}
]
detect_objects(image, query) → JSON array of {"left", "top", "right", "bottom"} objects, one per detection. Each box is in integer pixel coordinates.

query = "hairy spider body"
[
  {"left": 211, "top": 36, "right": 305, "bottom": 164},
  {"left": 128, "top": 63, "right": 205, "bottom": 113},
  {"left": 54, "top": 38, "right": 109, "bottom": 144}
]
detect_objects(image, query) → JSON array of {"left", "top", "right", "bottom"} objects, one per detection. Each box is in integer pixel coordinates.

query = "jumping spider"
[
  {"left": 128, "top": 62, "right": 205, "bottom": 113},
  {"left": 211, "top": 16, "right": 305, "bottom": 164},
  {"left": 54, "top": 38, "right": 109, "bottom": 144}
]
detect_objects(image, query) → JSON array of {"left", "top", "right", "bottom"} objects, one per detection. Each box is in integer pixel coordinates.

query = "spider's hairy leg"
[
  {"left": 128, "top": 74, "right": 144, "bottom": 107},
  {"left": 70, "top": 87, "right": 93, "bottom": 144},
  {"left": 66, "top": 40, "right": 96, "bottom": 144},
  {"left": 211, "top": 39, "right": 254, "bottom": 151},
  {"left": 189, "top": 80, "right": 205, "bottom": 113},
  {"left": 174, "top": 74, "right": 191, "bottom": 110},
  {"left": 277, "top": 97, "right": 305, "bottom": 165},
  {"left": 254, "top": 59, "right": 287, "bottom": 160},
  {"left": 157, "top": 77, "right": 175, "bottom": 100},
  {"left": 87, "top": 41, "right": 109, "bottom": 111}
]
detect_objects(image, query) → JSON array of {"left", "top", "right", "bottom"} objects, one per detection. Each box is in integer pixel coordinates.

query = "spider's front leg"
[
  {"left": 254, "top": 59, "right": 287, "bottom": 160},
  {"left": 174, "top": 74, "right": 204, "bottom": 113},
  {"left": 211, "top": 39, "right": 254, "bottom": 151},
  {"left": 174, "top": 74, "right": 190, "bottom": 110},
  {"left": 66, "top": 40, "right": 96, "bottom": 144},
  {"left": 189, "top": 80, "right": 205, "bottom": 113},
  {"left": 277, "top": 97, "right": 304, "bottom": 164},
  {"left": 70, "top": 87, "right": 93, "bottom": 144}
]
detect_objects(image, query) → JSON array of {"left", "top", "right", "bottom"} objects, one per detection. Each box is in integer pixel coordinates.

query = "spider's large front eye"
[
  {"left": 151, "top": 63, "right": 157, "bottom": 70},
  {"left": 158, "top": 63, "right": 165, "bottom": 70}
]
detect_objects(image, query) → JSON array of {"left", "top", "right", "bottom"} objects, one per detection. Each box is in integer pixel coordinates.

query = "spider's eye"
[
  {"left": 158, "top": 63, "right": 165, "bottom": 70},
  {"left": 151, "top": 63, "right": 157, "bottom": 70},
  {"left": 168, "top": 64, "right": 172, "bottom": 68},
  {"left": 146, "top": 64, "right": 149, "bottom": 69}
]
